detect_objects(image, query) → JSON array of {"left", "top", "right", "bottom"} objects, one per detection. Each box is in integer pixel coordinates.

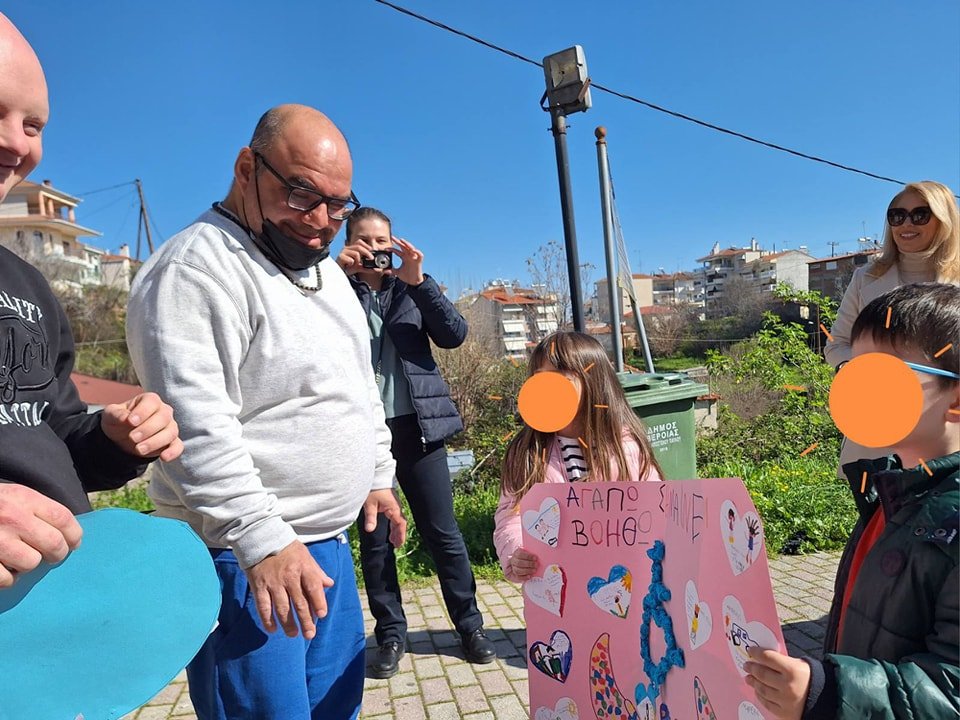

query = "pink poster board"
[{"left": 519, "top": 479, "right": 786, "bottom": 720}]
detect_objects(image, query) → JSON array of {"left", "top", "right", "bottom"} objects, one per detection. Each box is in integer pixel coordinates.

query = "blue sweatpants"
[{"left": 187, "top": 535, "right": 365, "bottom": 720}]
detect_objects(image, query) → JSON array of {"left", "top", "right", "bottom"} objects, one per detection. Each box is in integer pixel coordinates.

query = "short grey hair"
[{"left": 249, "top": 108, "right": 285, "bottom": 156}]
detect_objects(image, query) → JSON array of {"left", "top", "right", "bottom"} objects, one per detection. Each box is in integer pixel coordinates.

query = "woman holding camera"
[{"left": 337, "top": 207, "right": 495, "bottom": 679}]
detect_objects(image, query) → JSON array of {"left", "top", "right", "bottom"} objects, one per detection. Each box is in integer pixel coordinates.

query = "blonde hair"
[
  {"left": 500, "top": 331, "right": 663, "bottom": 506},
  {"left": 869, "top": 180, "right": 959, "bottom": 283}
]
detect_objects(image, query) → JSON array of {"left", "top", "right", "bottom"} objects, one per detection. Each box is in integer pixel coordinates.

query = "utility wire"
[
  {"left": 75, "top": 181, "right": 136, "bottom": 197},
  {"left": 374, "top": 0, "right": 959, "bottom": 197}
]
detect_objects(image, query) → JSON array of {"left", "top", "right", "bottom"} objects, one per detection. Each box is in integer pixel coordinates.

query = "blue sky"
[{"left": 9, "top": 1, "right": 960, "bottom": 300}]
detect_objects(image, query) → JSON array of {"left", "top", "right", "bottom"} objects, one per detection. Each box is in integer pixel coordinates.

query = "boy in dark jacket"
[{"left": 745, "top": 282, "right": 960, "bottom": 719}]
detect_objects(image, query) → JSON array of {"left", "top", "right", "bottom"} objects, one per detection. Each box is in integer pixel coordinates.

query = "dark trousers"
[{"left": 357, "top": 413, "right": 483, "bottom": 645}]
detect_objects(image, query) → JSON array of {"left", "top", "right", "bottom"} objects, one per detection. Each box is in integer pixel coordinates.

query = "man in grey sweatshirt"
[{"left": 127, "top": 105, "right": 406, "bottom": 720}]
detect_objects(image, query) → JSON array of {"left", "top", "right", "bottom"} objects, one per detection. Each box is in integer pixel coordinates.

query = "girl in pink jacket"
[{"left": 493, "top": 331, "right": 663, "bottom": 583}]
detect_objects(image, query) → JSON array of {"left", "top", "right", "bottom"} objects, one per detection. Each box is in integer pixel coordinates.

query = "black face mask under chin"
[
  {"left": 253, "top": 217, "right": 330, "bottom": 272},
  {"left": 249, "top": 168, "right": 330, "bottom": 272}
]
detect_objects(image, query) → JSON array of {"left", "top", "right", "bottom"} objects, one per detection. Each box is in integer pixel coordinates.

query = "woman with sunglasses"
[{"left": 825, "top": 180, "right": 959, "bottom": 472}]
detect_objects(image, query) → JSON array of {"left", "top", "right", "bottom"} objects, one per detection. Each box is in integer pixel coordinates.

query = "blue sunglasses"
[{"left": 904, "top": 361, "right": 960, "bottom": 380}]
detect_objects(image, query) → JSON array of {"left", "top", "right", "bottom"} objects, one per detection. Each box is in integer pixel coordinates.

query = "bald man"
[
  {"left": 127, "top": 105, "right": 407, "bottom": 720},
  {"left": 0, "top": 13, "right": 182, "bottom": 588}
]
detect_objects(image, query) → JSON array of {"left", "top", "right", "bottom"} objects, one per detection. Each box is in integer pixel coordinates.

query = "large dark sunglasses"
[
  {"left": 254, "top": 152, "right": 360, "bottom": 221},
  {"left": 886, "top": 206, "right": 932, "bottom": 227}
]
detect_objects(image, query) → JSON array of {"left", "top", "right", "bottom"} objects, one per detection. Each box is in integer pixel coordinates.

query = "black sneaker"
[
  {"left": 369, "top": 641, "right": 405, "bottom": 679},
  {"left": 461, "top": 628, "right": 497, "bottom": 664}
]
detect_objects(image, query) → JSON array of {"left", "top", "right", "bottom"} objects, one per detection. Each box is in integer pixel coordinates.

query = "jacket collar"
[{"left": 843, "top": 452, "right": 960, "bottom": 520}]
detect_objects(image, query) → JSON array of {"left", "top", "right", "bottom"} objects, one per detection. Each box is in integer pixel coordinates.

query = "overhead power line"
[
  {"left": 75, "top": 181, "right": 136, "bottom": 197},
  {"left": 374, "top": 0, "right": 959, "bottom": 197}
]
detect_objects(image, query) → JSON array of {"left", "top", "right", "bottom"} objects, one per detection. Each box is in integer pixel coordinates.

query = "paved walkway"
[{"left": 122, "top": 552, "right": 841, "bottom": 720}]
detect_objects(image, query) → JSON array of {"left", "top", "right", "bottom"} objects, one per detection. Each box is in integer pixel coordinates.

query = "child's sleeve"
[
  {"left": 492, "top": 489, "right": 525, "bottom": 583},
  {"left": 803, "top": 565, "right": 960, "bottom": 719}
]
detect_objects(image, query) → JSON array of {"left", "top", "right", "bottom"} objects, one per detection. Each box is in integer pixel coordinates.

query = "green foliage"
[
  {"left": 698, "top": 311, "right": 841, "bottom": 467},
  {"left": 90, "top": 483, "right": 155, "bottom": 512},
  {"left": 702, "top": 457, "right": 857, "bottom": 555},
  {"left": 650, "top": 354, "right": 701, "bottom": 372},
  {"left": 697, "top": 307, "right": 855, "bottom": 555}
]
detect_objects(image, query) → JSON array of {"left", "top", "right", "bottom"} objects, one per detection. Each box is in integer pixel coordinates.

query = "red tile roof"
[
  {"left": 70, "top": 373, "right": 142, "bottom": 407},
  {"left": 808, "top": 250, "right": 879, "bottom": 264}
]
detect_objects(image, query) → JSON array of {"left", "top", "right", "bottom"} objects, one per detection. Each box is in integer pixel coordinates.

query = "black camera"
[{"left": 361, "top": 250, "right": 393, "bottom": 270}]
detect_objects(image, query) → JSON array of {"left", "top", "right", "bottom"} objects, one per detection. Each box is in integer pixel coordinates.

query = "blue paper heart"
[{"left": 0, "top": 509, "right": 221, "bottom": 720}]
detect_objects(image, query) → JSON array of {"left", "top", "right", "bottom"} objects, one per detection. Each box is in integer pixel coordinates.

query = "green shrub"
[
  {"left": 701, "top": 457, "right": 857, "bottom": 556},
  {"left": 90, "top": 484, "right": 155, "bottom": 513}
]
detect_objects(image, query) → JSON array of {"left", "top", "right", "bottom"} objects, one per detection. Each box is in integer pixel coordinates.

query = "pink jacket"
[{"left": 492, "top": 433, "right": 661, "bottom": 582}]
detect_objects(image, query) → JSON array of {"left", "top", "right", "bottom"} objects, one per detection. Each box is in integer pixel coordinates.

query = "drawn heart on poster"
[
  {"left": 720, "top": 499, "right": 764, "bottom": 575},
  {"left": 739, "top": 700, "right": 766, "bottom": 720},
  {"left": 525, "top": 564, "right": 566, "bottom": 617},
  {"left": 523, "top": 497, "right": 562, "bottom": 547},
  {"left": 684, "top": 579, "right": 713, "bottom": 650},
  {"left": 693, "top": 676, "right": 718, "bottom": 720},
  {"left": 586, "top": 565, "right": 632, "bottom": 619},
  {"left": 530, "top": 630, "right": 573, "bottom": 683},
  {"left": 534, "top": 697, "right": 580, "bottom": 720},
  {"left": 722, "top": 595, "right": 779, "bottom": 676}
]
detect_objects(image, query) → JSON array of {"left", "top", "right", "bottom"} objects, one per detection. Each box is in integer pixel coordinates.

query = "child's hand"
[
  {"left": 744, "top": 647, "right": 811, "bottom": 720},
  {"left": 509, "top": 547, "right": 539, "bottom": 581}
]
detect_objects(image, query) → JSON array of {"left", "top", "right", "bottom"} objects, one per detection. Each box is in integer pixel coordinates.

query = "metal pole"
[
  {"left": 595, "top": 127, "right": 623, "bottom": 371},
  {"left": 549, "top": 110, "right": 586, "bottom": 332}
]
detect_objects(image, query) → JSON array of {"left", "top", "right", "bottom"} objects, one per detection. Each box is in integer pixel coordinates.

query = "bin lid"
[{"left": 616, "top": 371, "right": 709, "bottom": 405}]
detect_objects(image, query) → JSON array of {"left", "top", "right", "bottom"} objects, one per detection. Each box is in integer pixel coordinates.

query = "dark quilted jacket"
[
  {"left": 804, "top": 452, "right": 959, "bottom": 719},
  {"left": 350, "top": 274, "right": 465, "bottom": 444}
]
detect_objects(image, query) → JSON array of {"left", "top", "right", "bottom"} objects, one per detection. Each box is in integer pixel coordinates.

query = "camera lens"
[{"left": 375, "top": 253, "right": 390, "bottom": 269}]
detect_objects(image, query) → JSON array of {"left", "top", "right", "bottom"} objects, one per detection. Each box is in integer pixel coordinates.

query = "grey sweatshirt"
[{"left": 127, "top": 209, "right": 396, "bottom": 568}]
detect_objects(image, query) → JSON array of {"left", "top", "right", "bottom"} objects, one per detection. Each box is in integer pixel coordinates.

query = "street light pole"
[
  {"left": 550, "top": 110, "right": 586, "bottom": 332},
  {"left": 542, "top": 46, "right": 592, "bottom": 333}
]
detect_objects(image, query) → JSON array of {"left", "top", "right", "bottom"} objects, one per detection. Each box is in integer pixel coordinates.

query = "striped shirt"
[{"left": 556, "top": 436, "right": 588, "bottom": 481}]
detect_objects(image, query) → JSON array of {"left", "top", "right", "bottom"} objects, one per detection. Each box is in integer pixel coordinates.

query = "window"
[{"left": 825, "top": 261, "right": 837, "bottom": 270}]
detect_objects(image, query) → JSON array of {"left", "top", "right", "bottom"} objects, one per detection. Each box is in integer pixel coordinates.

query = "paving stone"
[
  {"left": 477, "top": 667, "right": 514, "bottom": 696},
  {"left": 445, "top": 662, "right": 478, "bottom": 687},
  {"left": 393, "top": 695, "right": 427, "bottom": 720},
  {"left": 488, "top": 693, "right": 530, "bottom": 720},
  {"left": 413, "top": 655, "right": 445, "bottom": 679},
  {"left": 463, "top": 712, "right": 496, "bottom": 720},
  {"left": 511, "top": 679, "right": 529, "bottom": 704},
  {"left": 145, "top": 683, "right": 183, "bottom": 705},
  {"left": 389, "top": 670, "right": 420, "bottom": 697},
  {"left": 453, "top": 685, "right": 491, "bottom": 714},
  {"left": 419, "top": 676, "right": 454, "bottom": 704},
  {"left": 136, "top": 707, "right": 175, "bottom": 720},
  {"left": 426, "top": 701, "right": 461, "bottom": 719}
]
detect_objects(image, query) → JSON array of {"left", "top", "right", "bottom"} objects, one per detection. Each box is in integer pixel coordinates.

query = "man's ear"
[{"left": 234, "top": 147, "right": 255, "bottom": 191}]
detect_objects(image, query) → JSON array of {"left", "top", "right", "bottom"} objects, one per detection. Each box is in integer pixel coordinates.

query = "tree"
[
  {"left": 526, "top": 239, "right": 595, "bottom": 327},
  {"left": 645, "top": 303, "right": 699, "bottom": 357}
]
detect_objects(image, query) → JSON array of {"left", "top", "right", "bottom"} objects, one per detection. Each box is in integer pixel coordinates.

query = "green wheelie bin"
[{"left": 616, "top": 372, "right": 709, "bottom": 480}]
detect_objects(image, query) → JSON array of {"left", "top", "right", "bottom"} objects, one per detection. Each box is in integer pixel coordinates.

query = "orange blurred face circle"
[
  {"left": 517, "top": 371, "right": 581, "bottom": 433},
  {"left": 829, "top": 352, "right": 924, "bottom": 448}
]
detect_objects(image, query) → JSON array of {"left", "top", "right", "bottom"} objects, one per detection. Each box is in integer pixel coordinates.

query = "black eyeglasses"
[
  {"left": 886, "top": 206, "right": 932, "bottom": 227},
  {"left": 254, "top": 152, "right": 360, "bottom": 221}
]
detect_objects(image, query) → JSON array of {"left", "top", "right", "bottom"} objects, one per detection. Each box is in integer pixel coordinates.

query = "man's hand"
[
  {"left": 245, "top": 540, "right": 335, "bottom": 639},
  {"left": 336, "top": 244, "right": 376, "bottom": 276},
  {"left": 391, "top": 237, "right": 424, "bottom": 286},
  {"left": 744, "top": 647, "right": 811, "bottom": 720},
  {"left": 509, "top": 547, "right": 539, "bottom": 581},
  {"left": 0, "top": 484, "right": 82, "bottom": 587},
  {"left": 362, "top": 488, "right": 407, "bottom": 548},
  {"left": 101, "top": 392, "right": 183, "bottom": 462}
]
